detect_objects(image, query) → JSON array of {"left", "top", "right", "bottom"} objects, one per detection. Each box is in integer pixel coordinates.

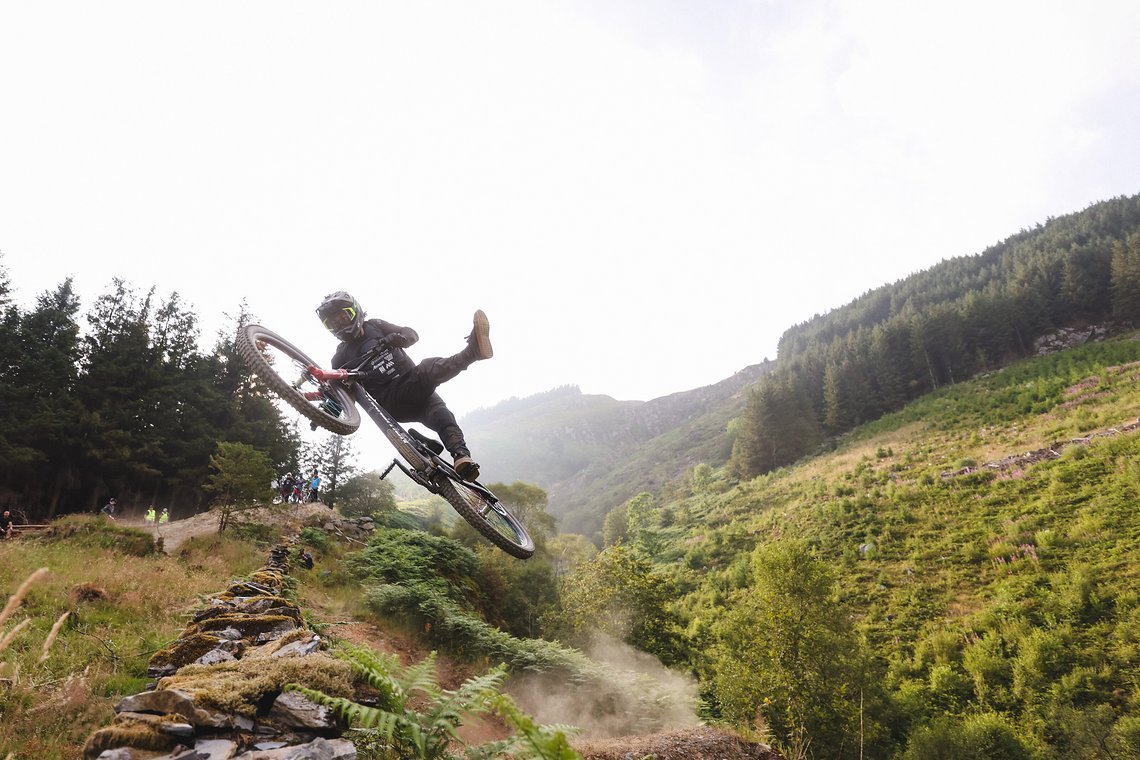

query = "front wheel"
[
  {"left": 438, "top": 478, "right": 535, "bottom": 559},
  {"left": 235, "top": 324, "right": 361, "bottom": 436}
]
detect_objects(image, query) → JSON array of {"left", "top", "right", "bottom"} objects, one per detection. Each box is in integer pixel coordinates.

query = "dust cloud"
[{"left": 508, "top": 634, "right": 699, "bottom": 739}]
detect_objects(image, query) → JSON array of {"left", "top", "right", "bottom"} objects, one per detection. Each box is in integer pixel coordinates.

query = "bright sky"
[{"left": 3, "top": 1, "right": 1139, "bottom": 426}]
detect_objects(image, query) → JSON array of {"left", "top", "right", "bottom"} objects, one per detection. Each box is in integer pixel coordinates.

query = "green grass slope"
[{"left": 630, "top": 334, "right": 1140, "bottom": 757}]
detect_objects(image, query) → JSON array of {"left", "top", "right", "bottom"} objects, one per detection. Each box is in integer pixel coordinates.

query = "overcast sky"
[{"left": 3, "top": 1, "right": 1139, "bottom": 429}]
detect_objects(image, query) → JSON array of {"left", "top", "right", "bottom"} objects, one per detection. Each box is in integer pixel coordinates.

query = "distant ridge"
[{"left": 462, "top": 361, "right": 773, "bottom": 536}]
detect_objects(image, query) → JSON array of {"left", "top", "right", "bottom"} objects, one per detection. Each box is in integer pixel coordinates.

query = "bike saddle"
[{"left": 407, "top": 428, "right": 445, "bottom": 456}]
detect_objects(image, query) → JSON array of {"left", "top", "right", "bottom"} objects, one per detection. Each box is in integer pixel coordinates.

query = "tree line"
[
  {"left": 0, "top": 265, "right": 302, "bottom": 519},
  {"left": 731, "top": 193, "right": 1140, "bottom": 478}
]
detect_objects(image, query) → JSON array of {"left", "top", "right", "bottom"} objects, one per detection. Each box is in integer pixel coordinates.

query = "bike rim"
[
  {"left": 448, "top": 479, "right": 533, "bottom": 554},
  {"left": 238, "top": 325, "right": 359, "bottom": 435}
]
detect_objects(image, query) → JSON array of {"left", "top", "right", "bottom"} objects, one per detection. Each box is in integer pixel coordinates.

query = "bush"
[
  {"left": 298, "top": 526, "right": 333, "bottom": 553},
  {"left": 287, "top": 646, "right": 582, "bottom": 759},
  {"left": 227, "top": 521, "right": 278, "bottom": 545},
  {"left": 901, "top": 716, "right": 968, "bottom": 760},
  {"left": 902, "top": 713, "right": 1032, "bottom": 760},
  {"left": 961, "top": 712, "right": 1033, "bottom": 759},
  {"left": 43, "top": 515, "right": 159, "bottom": 557},
  {"left": 345, "top": 527, "right": 480, "bottom": 604},
  {"left": 1114, "top": 715, "right": 1140, "bottom": 756}
]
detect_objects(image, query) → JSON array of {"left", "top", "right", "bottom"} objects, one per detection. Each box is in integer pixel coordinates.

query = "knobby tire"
[
  {"left": 235, "top": 324, "right": 361, "bottom": 436},
  {"left": 437, "top": 477, "right": 535, "bottom": 559}
]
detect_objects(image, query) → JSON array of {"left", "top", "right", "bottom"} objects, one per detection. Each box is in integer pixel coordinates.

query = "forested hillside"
[
  {"left": 461, "top": 194, "right": 1140, "bottom": 540},
  {"left": 578, "top": 335, "right": 1140, "bottom": 758},
  {"left": 730, "top": 194, "right": 1140, "bottom": 479}
]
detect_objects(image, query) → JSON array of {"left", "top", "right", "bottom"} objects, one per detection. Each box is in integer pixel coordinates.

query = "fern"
[
  {"left": 286, "top": 643, "right": 582, "bottom": 759},
  {"left": 479, "top": 691, "right": 581, "bottom": 760}
]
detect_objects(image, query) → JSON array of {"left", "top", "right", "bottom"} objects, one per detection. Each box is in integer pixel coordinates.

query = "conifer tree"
[
  {"left": 11, "top": 280, "right": 83, "bottom": 516},
  {"left": 314, "top": 432, "right": 358, "bottom": 507},
  {"left": 1110, "top": 232, "right": 1140, "bottom": 323}
]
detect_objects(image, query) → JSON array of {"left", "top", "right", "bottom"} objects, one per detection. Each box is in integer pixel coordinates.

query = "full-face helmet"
[{"left": 317, "top": 291, "right": 365, "bottom": 340}]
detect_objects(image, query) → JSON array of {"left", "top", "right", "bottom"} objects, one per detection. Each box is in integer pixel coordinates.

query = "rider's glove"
[{"left": 386, "top": 332, "right": 412, "bottom": 349}]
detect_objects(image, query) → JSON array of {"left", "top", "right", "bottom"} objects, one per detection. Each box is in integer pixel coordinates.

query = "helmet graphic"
[{"left": 317, "top": 291, "right": 365, "bottom": 340}]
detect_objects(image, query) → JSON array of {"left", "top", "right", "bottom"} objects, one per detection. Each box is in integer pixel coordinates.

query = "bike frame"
[{"left": 301, "top": 364, "right": 500, "bottom": 504}]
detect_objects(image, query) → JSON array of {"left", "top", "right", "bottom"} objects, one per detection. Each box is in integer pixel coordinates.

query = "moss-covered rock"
[
  {"left": 149, "top": 632, "right": 232, "bottom": 674},
  {"left": 157, "top": 656, "right": 356, "bottom": 717},
  {"left": 190, "top": 612, "right": 299, "bottom": 643}
]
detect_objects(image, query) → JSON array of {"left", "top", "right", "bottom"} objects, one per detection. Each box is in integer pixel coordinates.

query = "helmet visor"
[{"left": 322, "top": 306, "right": 357, "bottom": 334}]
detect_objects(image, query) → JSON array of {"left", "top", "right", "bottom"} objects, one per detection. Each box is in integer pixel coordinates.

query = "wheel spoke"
[
  {"left": 236, "top": 324, "right": 361, "bottom": 436},
  {"left": 436, "top": 476, "right": 534, "bottom": 558}
]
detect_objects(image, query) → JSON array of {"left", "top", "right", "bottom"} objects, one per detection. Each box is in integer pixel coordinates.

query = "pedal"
[{"left": 408, "top": 428, "right": 445, "bottom": 455}]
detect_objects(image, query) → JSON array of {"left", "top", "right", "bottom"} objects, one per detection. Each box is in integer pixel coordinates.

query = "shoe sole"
[{"left": 472, "top": 310, "right": 493, "bottom": 360}]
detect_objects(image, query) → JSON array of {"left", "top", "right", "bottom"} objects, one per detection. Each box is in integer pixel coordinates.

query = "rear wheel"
[
  {"left": 235, "top": 324, "right": 361, "bottom": 435},
  {"left": 438, "top": 478, "right": 535, "bottom": 559}
]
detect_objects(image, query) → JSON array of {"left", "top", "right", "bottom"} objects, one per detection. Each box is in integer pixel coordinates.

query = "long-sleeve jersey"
[{"left": 331, "top": 318, "right": 420, "bottom": 385}]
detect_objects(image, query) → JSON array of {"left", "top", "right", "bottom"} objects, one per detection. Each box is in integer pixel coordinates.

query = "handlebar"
[
  {"left": 309, "top": 336, "right": 394, "bottom": 382},
  {"left": 307, "top": 365, "right": 355, "bottom": 383}
]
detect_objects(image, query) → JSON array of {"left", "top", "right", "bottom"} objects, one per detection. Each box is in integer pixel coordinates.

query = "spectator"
[
  {"left": 100, "top": 498, "right": 118, "bottom": 520},
  {"left": 159, "top": 508, "right": 170, "bottom": 525},
  {"left": 308, "top": 471, "right": 321, "bottom": 503},
  {"left": 280, "top": 473, "right": 294, "bottom": 502},
  {"left": 0, "top": 510, "right": 13, "bottom": 539},
  {"left": 298, "top": 548, "right": 314, "bottom": 569}
]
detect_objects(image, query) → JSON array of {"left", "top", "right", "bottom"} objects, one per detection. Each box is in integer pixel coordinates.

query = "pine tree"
[
  {"left": 1110, "top": 232, "right": 1140, "bottom": 323},
  {"left": 314, "top": 432, "right": 358, "bottom": 507},
  {"left": 1, "top": 276, "right": 83, "bottom": 515}
]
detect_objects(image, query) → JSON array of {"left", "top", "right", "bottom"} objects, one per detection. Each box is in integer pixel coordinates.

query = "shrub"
[
  {"left": 961, "top": 712, "right": 1033, "bottom": 759},
  {"left": 227, "top": 521, "right": 278, "bottom": 545},
  {"left": 298, "top": 526, "right": 333, "bottom": 553},
  {"left": 901, "top": 716, "right": 967, "bottom": 760},
  {"left": 344, "top": 528, "right": 479, "bottom": 605},
  {"left": 902, "top": 713, "right": 1032, "bottom": 760}
]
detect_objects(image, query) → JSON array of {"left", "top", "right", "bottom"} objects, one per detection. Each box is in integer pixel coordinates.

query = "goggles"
[{"left": 322, "top": 306, "right": 357, "bottom": 332}]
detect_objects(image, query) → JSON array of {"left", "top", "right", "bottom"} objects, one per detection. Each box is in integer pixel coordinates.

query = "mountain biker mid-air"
[{"left": 316, "top": 291, "right": 493, "bottom": 481}]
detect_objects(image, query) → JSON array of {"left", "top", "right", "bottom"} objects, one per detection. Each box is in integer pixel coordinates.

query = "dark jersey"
[{"left": 331, "top": 318, "right": 420, "bottom": 387}]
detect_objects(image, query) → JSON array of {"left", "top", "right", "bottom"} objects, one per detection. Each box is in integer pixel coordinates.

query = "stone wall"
[{"left": 84, "top": 541, "right": 358, "bottom": 760}]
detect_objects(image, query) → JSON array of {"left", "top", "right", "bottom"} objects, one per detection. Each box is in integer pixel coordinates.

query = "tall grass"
[{"left": 0, "top": 516, "right": 266, "bottom": 759}]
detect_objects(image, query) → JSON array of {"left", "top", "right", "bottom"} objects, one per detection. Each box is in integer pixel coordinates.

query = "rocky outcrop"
[
  {"left": 310, "top": 514, "right": 375, "bottom": 544},
  {"left": 1032, "top": 323, "right": 1124, "bottom": 355},
  {"left": 940, "top": 419, "right": 1140, "bottom": 479},
  {"left": 84, "top": 543, "right": 358, "bottom": 760}
]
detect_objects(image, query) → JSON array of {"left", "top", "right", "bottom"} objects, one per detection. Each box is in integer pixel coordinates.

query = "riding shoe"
[
  {"left": 466, "top": 310, "right": 493, "bottom": 361},
  {"left": 453, "top": 455, "right": 481, "bottom": 481}
]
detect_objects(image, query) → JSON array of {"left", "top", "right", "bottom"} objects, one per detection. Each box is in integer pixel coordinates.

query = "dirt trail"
[
  {"left": 573, "top": 727, "right": 782, "bottom": 759},
  {"left": 117, "top": 501, "right": 334, "bottom": 552}
]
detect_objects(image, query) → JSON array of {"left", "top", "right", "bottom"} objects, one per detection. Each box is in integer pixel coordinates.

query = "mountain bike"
[{"left": 235, "top": 324, "right": 535, "bottom": 559}]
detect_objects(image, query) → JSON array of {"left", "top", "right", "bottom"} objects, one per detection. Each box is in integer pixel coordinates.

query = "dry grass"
[
  {"left": 0, "top": 567, "right": 48, "bottom": 631},
  {"left": 0, "top": 516, "right": 267, "bottom": 759}
]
